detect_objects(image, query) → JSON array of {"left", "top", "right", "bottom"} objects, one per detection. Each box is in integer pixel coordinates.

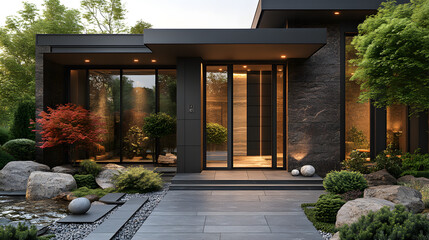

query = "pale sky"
[{"left": 0, "top": 0, "right": 259, "bottom": 29}]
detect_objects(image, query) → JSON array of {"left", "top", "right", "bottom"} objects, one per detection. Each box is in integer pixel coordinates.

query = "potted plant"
[
  {"left": 142, "top": 113, "right": 176, "bottom": 163},
  {"left": 34, "top": 103, "right": 106, "bottom": 164}
]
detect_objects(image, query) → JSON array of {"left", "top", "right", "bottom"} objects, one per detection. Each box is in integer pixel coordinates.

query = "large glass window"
[
  {"left": 277, "top": 65, "right": 284, "bottom": 168},
  {"left": 70, "top": 68, "right": 176, "bottom": 164},
  {"left": 345, "top": 36, "right": 371, "bottom": 158},
  {"left": 122, "top": 70, "right": 156, "bottom": 162},
  {"left": 159, "top": 69, "right": 177, "bottom": 155},
  {"left": 89, "top": 70, "right": 121, "bottom": 162},
  {"left": 386, "top": 105, "right": 408, "bottom": 152},
  {"left": 206, "top": 66, "right": 228, "bottom": 168}
]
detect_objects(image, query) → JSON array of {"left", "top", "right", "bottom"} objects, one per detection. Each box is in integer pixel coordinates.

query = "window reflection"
[{"left": 386, "top": 105, "right": 408, "bottom": 152}]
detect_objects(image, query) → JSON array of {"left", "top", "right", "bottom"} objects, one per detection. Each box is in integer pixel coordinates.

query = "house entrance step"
[
  {"left": 169, "top": 183, "right": 325, "bottom": 190},
  {"left": 171, "top": 179, "right": 323, "bottom": 184}
]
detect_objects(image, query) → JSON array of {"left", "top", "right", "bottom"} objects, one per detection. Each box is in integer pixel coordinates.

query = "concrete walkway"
[{"left": 132, "top": 190, "right": 325, "bottom": 240}]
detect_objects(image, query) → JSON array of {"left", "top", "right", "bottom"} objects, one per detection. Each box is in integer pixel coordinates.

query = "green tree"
[
  {"left": 81, "top": 0, "right": 127, "bottom": 33},
  {"left": 351, "top": 0, "right": 429, "bottom": 114},
  {"left": 130, "top": 20, "right": 152, "bottom": 34},
  {"left": 0, "top": 0, "right": 82, "bottom": 126}
]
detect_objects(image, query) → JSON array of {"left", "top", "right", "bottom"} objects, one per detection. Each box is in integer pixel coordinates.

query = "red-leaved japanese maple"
[{"left": 35, "top": 103, "right": 106, "bottom": 160}]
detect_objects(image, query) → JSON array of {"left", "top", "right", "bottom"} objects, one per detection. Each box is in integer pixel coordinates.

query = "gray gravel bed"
[
  {"left": 47, "top": 184, "right": 169, "bottom": 240},
  {"left": 319, "top": 230, "right": 333, "bottom": 240}
]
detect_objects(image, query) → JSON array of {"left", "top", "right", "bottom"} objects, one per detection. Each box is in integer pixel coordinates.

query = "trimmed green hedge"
[
  {"left": 0, "top": 148, "right": 15, "bottom": 170},
  {"left": 315, "top": 194, "right": 346, "bottom": 223},
  {"left": 323, "top": 171, "right": 368, "bottom": 194},
  {"left": 1, "top": 139, "right": 35, "bottom": 160}
]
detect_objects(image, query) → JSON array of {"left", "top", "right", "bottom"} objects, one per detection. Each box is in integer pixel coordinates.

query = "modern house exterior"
[{"left": 35, "top": 0, "right": 425, "bottom": 176}]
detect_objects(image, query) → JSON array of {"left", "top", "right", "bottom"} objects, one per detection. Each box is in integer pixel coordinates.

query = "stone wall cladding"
[{"left": 287, "top": 24, "right": 341, "bottom": 176}]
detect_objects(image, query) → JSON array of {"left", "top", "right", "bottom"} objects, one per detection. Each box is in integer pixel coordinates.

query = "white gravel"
[
  {"left": 47, "top": 184, "right": 169, "bottom": 240},
  {"left": 319, "top": 230, "right": 333, "bottom": 240}
]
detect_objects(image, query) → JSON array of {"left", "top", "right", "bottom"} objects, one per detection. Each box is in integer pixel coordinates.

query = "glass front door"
[{"left": 204, "top": 64, "right": 285, "bottom": 169}]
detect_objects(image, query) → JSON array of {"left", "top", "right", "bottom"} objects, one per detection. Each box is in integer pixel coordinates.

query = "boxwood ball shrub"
[
  {"left": 0, "top": 128, "right": 9, "bottom": 145},
  {"left": 1, "top": 139, "right": 35, "bottom": 160},
  {"left": 315, "top": 194, "right": 346, "bottom": 223},
  {"left": 114, "top": 167, "right": 163, "bottom": 193},
  {"left": 142, "top": 113, "right": 176, "bottom": 139},
  {"left": 338, "top": 205, "right": 429, "bottom": 240},
  {"left": 323, "top": 171, "right": 368, "bottom": 194},
  {"left": 79, "top": 159, "right": 102, "bottom": 177},
  {"left": 74, "top": 174, "right": 98, "bottom": 189},
  {"left": 206, "top": 122, "right": 227, "bottom": 144},
  {"left": 0, "top": 148, "right": 15, "bottom": 170}
]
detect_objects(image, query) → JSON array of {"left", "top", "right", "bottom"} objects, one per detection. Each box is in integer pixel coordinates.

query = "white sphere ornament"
[
  {"left": 291, "top": 169, "right": 300, "bottom": 176},
  {"left": 68, "top": 197, "right": 91, "bottom": 215},
  {"left": 300, "top": 165, "right": 315, "bottom": 177}
]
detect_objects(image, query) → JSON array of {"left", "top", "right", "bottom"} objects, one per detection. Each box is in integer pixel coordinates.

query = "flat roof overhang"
[
  {"left": 38, "top": 28, "right": 326, "bottom": 65},
  {"left": 252, "top": 0, "right": 410, "bottom": 28}
]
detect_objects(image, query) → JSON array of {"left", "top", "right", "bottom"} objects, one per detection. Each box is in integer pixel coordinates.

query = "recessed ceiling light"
[
  {"left": 281, "top": 55, "right": 287, "bottom": 59},
  {"left": 219, "top": 68, "right": 223, "bottom": 71},
  {"left": 243, "top": 65, "right": 247, "bottom": 68},
  {"left": 334, "top": 11, "right": 340, "bottom": 15},
  {"left": 151, "top": 59, "right": 157, "bottom": 63},
  {"left": 84, "top": 59, "right": 90, "bottom": 63},
  {"left": 133, "top": 59, "right": 139, "bottom": 63}
]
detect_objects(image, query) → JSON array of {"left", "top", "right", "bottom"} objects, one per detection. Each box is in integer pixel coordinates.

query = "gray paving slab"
[
  {"left": 0, "top": 191, "right": 26, "bottom": 196},
  {"left": 204, "top": 225, "right": 271, "bottom": 233},
  {"left": 144, "top": 215, "right": 206, "bottom": 225},
  {"left": 132, "top": 233, "right": 221, "bottom": 240},
  {"left": 162, "top": 194, "right": 261, "bottom": 202},
  {"left": 137, "top": 225, "right": 204, "bottom": 233},
  {"left": 220, "top": 233, "right": 322, "bottom": 240},
  {"left": 57, "top": 205, "right": 116, "bottom": 223},
  {"left": 211, "top": 190, "right": 265, "bottom": 195},
  {"left": 205, "top": 215, "right": 267, "bottom": 226},
  {"left": 99, "top": 193, "right": 126, "bottom": 204}
]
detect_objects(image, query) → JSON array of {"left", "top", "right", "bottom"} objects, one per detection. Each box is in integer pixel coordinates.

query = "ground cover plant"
[
  {"left": 301, "top": 203, "right": 336, "bottom": 234},
  {"left": 323, "top": 171, "right": 368, "bottom": 194},
  {"left": 0, "top": 222, "right": 53, "bottom": 240},
  {"left": 113, "top": 166, "right": 163, "bottom": 193},
  {"left": 338, "top": 205, "right": 429, "bottom": 240},
  {"left": 72, "top": 187, "right": 115, "bottom": 198},
  {"left": 1, "top": 139, "right": 35, "bottom": 160}
]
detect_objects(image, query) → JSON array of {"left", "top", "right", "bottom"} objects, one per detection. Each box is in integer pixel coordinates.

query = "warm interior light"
[
  {"left": 151, "top": 59, "right": 157, "bottom": 63},
  {"left": 219, "top": 68, "right": 223, "bottom": 71},
  {"left": 133, "top": 59, "right": 139, "bottom": 63},
  {"left": 278, "top": 69, "right": 283, "bottom": 72},
  {"left": 281, "top": 55, "right": 287, "bottom": 59},
  {"left": 84, "top": 59, "right": 90, "bottom": 63},
  {"left": 334, "top": 11, "right": 340, "bottom": 15},
  {"left": 243, "top": 65, "right": 247, "bottom": 68}
]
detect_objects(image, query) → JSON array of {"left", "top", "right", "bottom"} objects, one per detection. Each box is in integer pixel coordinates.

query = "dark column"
[
  {"left": 409, "top": 111, "right": 428, "bottom": 153},
  {"left": 176, "top": 58, "right": 204, "bottom": 173},
  {"left": 35, "top": 46, "right": 67, "bottom": 167},
  {"left": 370, "top": 105, "right": 387, "bottom": 159}
]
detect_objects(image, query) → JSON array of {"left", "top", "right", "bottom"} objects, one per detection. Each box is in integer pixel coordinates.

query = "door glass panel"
[
  {"left": 277, "top": 66, "right": 284, "bottom": 168},
  {"left": 233, "top": 65, "right": 272, "bottom": 168},
  {"left": 206, "top": 66, "right": 228, "bottom": 168},
  {"left": 89, "top": 69, "right": 121, "bottom": 162},
  {"left": 159, "top": 70, "right": 177, "bottom": 157},
  {"left": 386, "top": 105, "right": 408, "bottom": 153}
]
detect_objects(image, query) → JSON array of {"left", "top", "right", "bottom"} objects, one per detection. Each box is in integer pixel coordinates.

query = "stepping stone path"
[
  {"left": 58, "top": 205, "right": 116, "bottom": 223},
  {"left": 84, "top": 197, "right": 148, "bottom": 240},
  {"left": 99, "top": 193, "right": 126, "bottom": 204}
]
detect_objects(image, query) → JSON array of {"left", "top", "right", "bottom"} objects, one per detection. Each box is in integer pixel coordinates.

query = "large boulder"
[
  {"left": 397, "top": 175, "right": 429, "bottom": 187},
  {"left": 0, "top": 161, "right": 50, "bottom": 191},
  {"left": 96, "top": 169, "right": 120, "bottom": 189},
  {"left": 52, "top": 165, "right": 78, "bottom": 175},
  {"left": 336, "top": 198, "right": 395, "bottom": 228},
  {"left": 26, "top": 171, "right": 77, "bottom": 201},
  {"left": 364, "top": 169, "right": 397, "bottom": 186},
  {"left": 364, "top": 185, "right": 424, "bottom": 213}
]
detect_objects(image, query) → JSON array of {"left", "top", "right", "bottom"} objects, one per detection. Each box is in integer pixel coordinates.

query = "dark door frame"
[{"left": 203, "top": 63, "right": 287, "bottom": 170}]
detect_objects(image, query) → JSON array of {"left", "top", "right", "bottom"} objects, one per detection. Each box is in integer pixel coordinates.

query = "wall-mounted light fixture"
[
  {"left": 133, "top": 59, "right": 139, "bottom": 63},
  {"left": 334, "top": 11, "right": 340, "bottom": 15},
  {"left": 84, "top": 59, "right": 90, "bottom": 63},
  {"left": 281, "top": 55, "right": 287, "bottom": 59}
]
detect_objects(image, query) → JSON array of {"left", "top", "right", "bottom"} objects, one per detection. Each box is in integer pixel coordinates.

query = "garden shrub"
[
  {"left": 315, "top": 194, "right": 346, "bottom": 223},
  {"left": 401, "top": 170, "right": 429, "bottom": 178},
  {"left": 339, "top": 190, "right": 363, "bottom": 201},
  {"left": 374, "top": 150, "right": 403, "bottom": 178},
  {"left": 10, "top": 101, "right": 35, "bottom": 140},
  {"left": 113, "top": 167, "right": 163, "bottom": 193},
  {"left": 342, "top": 150, "right": 372, "bottom": 174},
  {"left": 0, "top": 128, "right": 9, "bottom": 145},
  {"left": 123, "top": 126, "right": 149, "bottom": 159},
  {"left": 401, "top": 151, "right": 429, "bottom": 171},
  {"left": 72, "top": 187, "right": 115, "bottom": 198},
  {"left": 0, "top": 222, "right": 52, "bottom": 240},
  {"left": 79, "top": 159, "right": 102, "bottom": 177},
  {"left": 142, "top": 113, "right": 176, "bottom": 139},
  {"left": 323, "top": 171, "right": 368, "bottom": 194},
  {"left": 338, "top": 205, "right": 429, "bottom": 240},
  {"left": 74, "top": 174, "right": 98, "bottom": 189},
  {"left": 206, "top": 122, "right": 227, "bottom": 144},
  {"left": 301, "top": 203, "right": 336, "bottom": 234},
  {"left": 1, "top": 139, "right": 35, "bottom": 160},
  {"left": 0, "top": 148, "right": 15, "bottom": 170}
]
